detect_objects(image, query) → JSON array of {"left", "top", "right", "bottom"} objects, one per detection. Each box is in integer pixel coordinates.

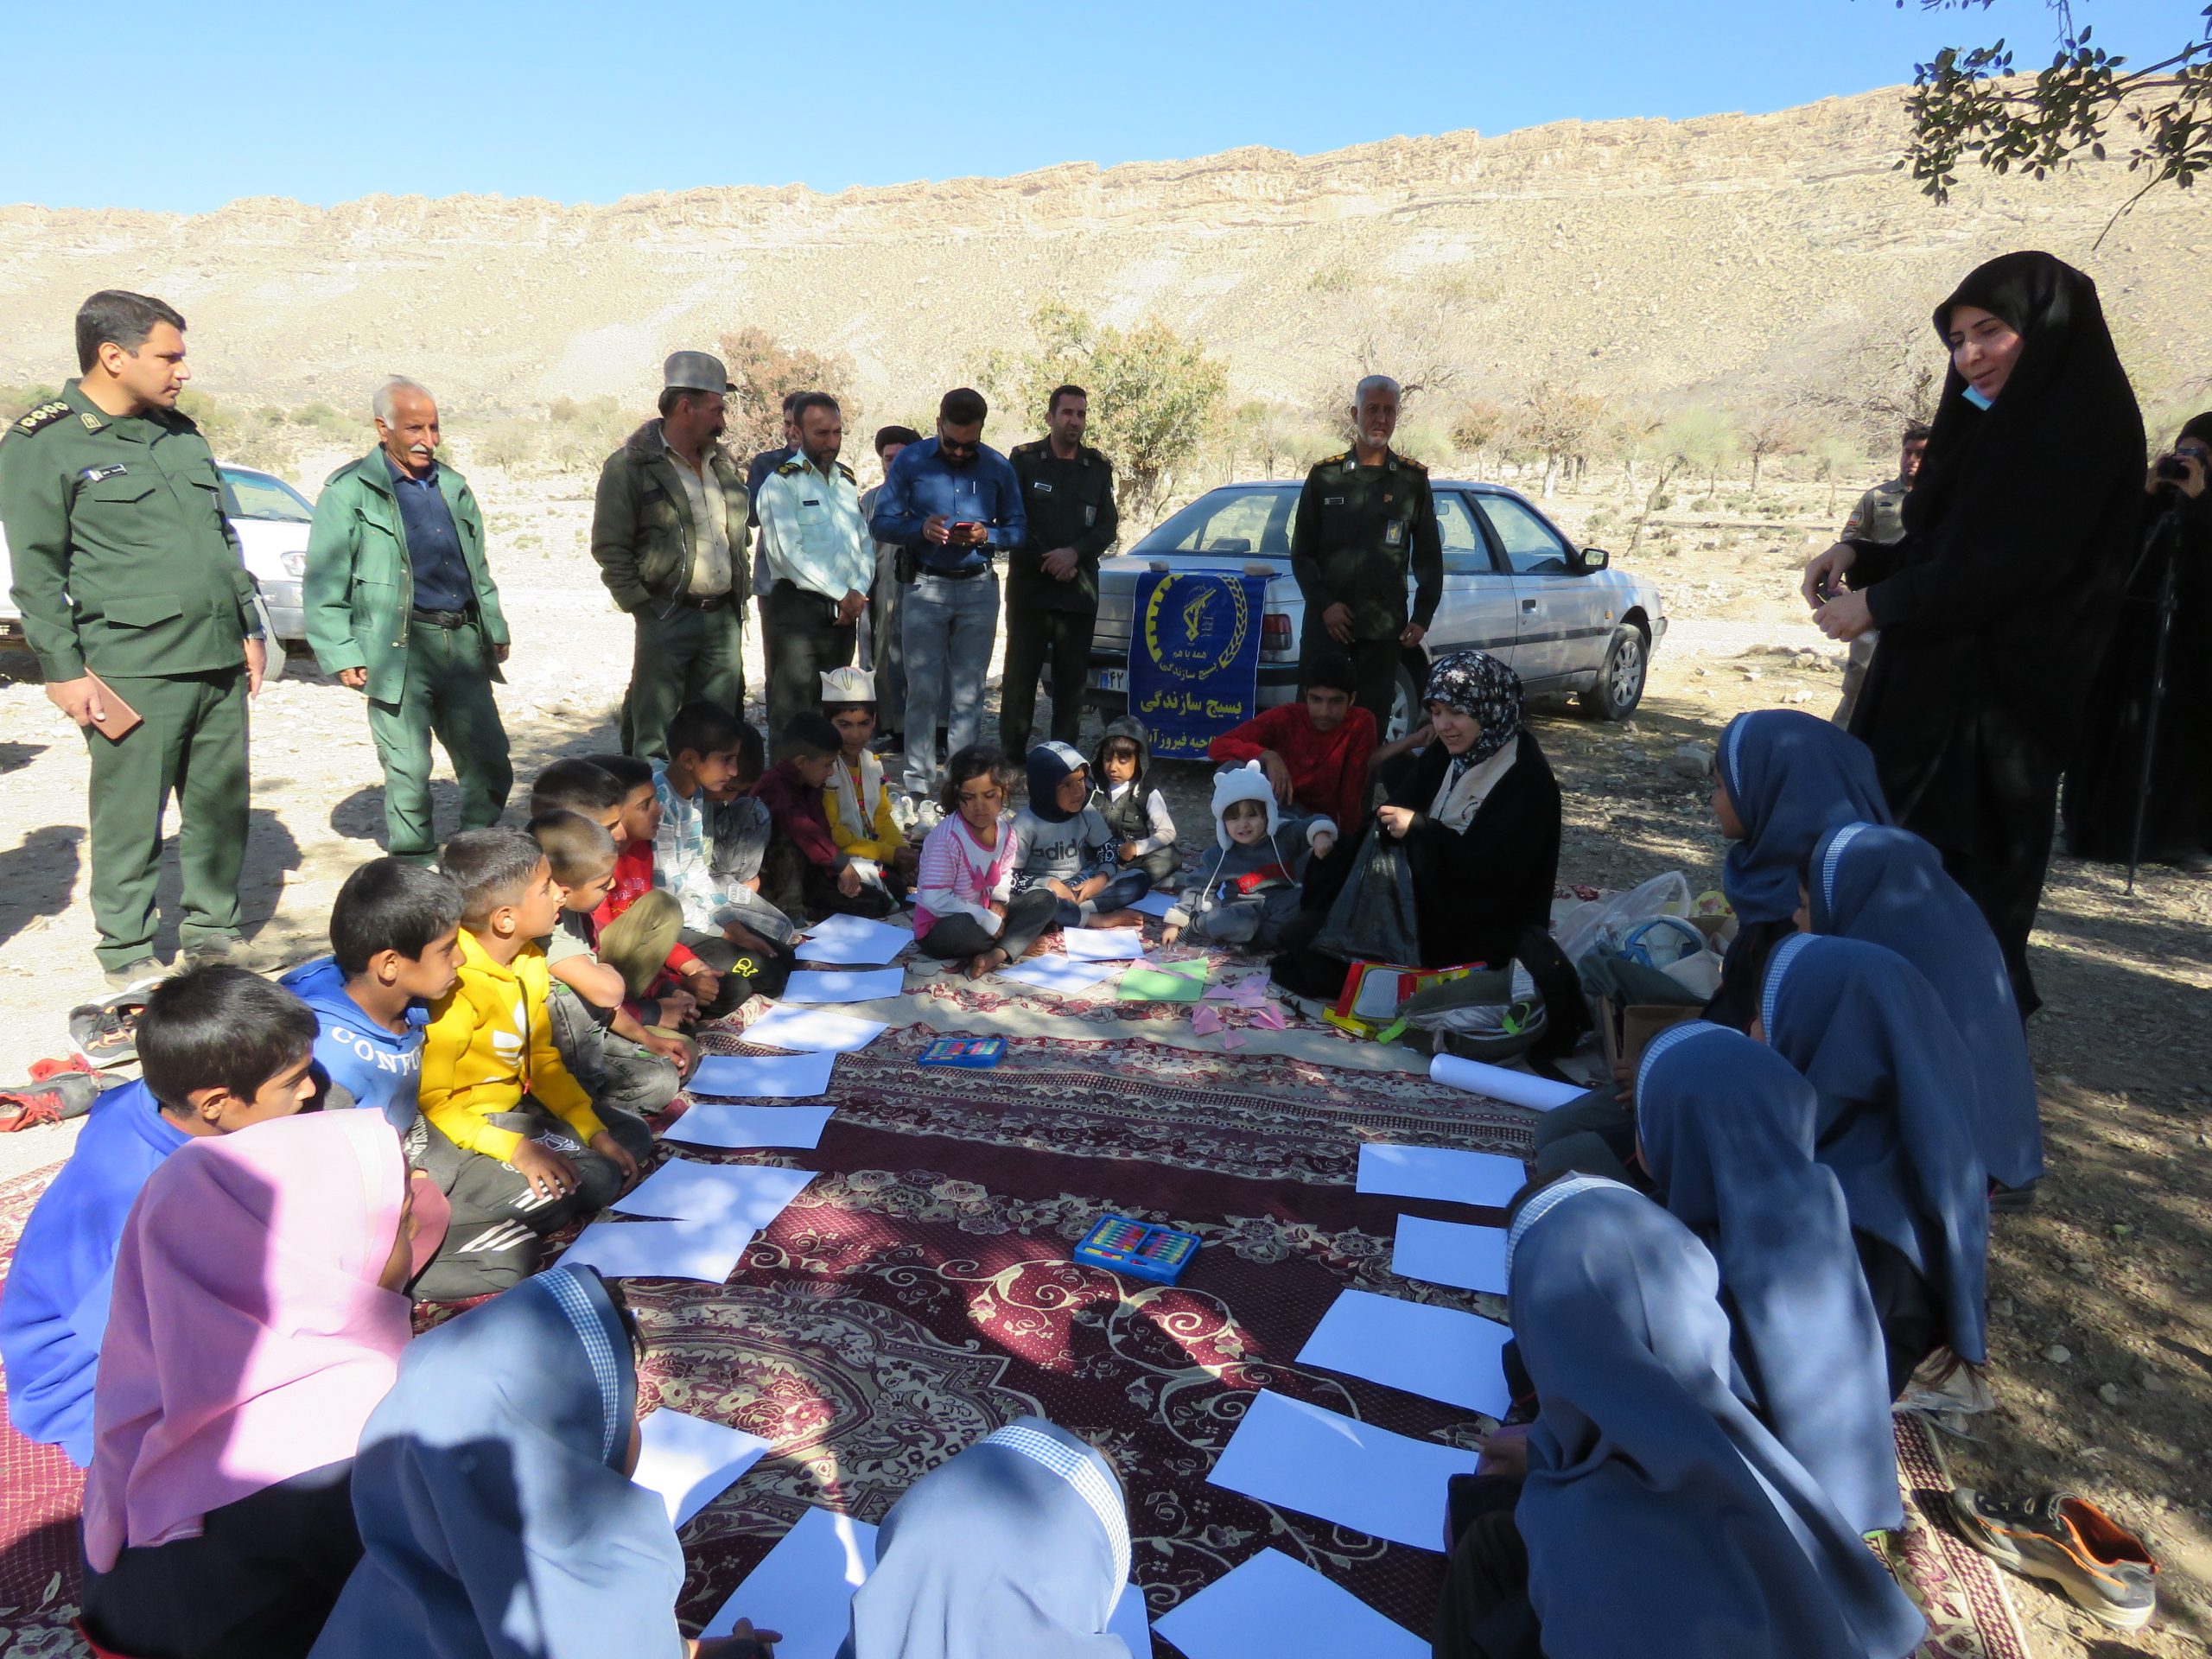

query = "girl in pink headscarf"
[{"left": 78, "top": 1109, "right": 435, "bottom": 1659}]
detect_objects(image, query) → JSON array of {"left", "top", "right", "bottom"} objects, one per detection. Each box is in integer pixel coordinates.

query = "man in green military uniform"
[
  {"left": 593, "top": 352, "right": 751, "bottom": 761},
  {"left": 1289, "top": 374, "right": 1443, "bottom": 729},
  {"left": 303, "top": 377, "right": 512, "bottom": 859},
  {"left": 0, "top": 290, "right": 266, "bottom": 989},
  {"left": 1002, "top": 385, "right": 1119, "bottom": 760}
]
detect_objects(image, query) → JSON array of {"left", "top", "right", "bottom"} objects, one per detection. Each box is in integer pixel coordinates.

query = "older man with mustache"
[{"left": 304, "top": 375, "right": 514, "bottom": 860}]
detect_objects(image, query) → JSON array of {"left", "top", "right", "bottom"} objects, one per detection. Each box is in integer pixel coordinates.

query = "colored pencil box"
[
  {"left": 917, "top": 1036, "right": 1006, "bottom": 1068},
  {"left": 1073, "top": 1213, "right": 1201, "bottom": 1284}
]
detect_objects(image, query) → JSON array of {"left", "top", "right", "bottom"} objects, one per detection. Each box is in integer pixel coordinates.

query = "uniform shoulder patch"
[
  {"left": 774, "top": 458, "right": 805, "bottom": 476},
  {"left": 11, "top": 400, "right": 71, "bottom": 437},
  {"left": 1399, "top": 454, "right": 1429, "bottom": 473},
  {"left": 1083, "top": 445, "right": 1112, "bottom": 468},
  {"left": 1010, "top": 439, "right": 1043, "bottom": 458},
  {"left": 835, "top": 461, "right": 856, "bottom": 484},
  {"left": 1316, "top": 451, "right": 1346, "bottom": 469}
]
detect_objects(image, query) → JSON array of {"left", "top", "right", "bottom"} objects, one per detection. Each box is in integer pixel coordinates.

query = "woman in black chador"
[
  {"left": 2063, "top": 411, "right": 2212, "bottom": 874},
  {"left": 1802, "top": 251, "right": 2145, "bottom": 1016}
]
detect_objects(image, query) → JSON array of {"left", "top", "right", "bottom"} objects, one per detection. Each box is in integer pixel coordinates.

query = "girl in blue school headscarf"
[
  {"left": 1443, "top": 1177, "right": 1924, "bottom": 1659},
  {"left": 839, "top": 1417, "right": 1134, "bottom": 1659},
  {"left": 1635, "top": 1022, "right": 1902, "bottom": 1535},
  {"left": 1703, "top": 710, "right": 1892, "bottom": 1031},
  {"left": 1808, "top": 821, "right": 2043, "bottom": 1196},
  {"left": 1761, "top": 934, "right": 1991, "bottom": 1391},
  {"left": 308, "top": 1266, "right": 777, "bottom": 1659}
]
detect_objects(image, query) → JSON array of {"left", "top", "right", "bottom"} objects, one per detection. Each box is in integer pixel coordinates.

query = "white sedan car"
[{"left": 0, "top": 462, "right": 313, "bottom": 658}]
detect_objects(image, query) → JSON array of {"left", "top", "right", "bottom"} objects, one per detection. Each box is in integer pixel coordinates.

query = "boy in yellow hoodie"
[
  {"left": 821, "top": 666, "right": 919, "bottom": 897},
  {"left": 416, "top": 829, "right": 656, "bottom": 1295}
]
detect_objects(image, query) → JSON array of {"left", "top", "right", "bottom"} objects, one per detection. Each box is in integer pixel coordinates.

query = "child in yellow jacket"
[
  {"left": 821, "top": 667, "right": 919, "bottom": 896},
  {"left": 416, "top": 830, "right": 658, "bottom": 1293}
]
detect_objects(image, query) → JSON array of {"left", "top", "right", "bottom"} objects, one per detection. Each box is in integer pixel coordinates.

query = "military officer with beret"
[
  {"left": 303, "top": 377, "right": 513, "bottom": 860},
  {"left": 1001, "top": 384, "right": 1119, "bottom": 760},
  {"left": 753, "top": 391, "right": 872, "bottom": 738},
  {"left": 0, "top": 290, "right": 267, "bottom": 989},
  {"left": 1289, "top": 373, "right": 1443, "bottom": 728},
  {"left": 592, "top": 351, "right": 751, "bottom": 762}
]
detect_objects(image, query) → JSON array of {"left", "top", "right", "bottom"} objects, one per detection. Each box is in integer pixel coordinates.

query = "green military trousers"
[
  {"left": 625, "top": 598, "right": 746, "bottom": 762},
  {"left": 364, "top": 618, "right": 512, "bottom": 861},
  {"left": 85, "top": 667, "right": 248, "bottom": 972}
]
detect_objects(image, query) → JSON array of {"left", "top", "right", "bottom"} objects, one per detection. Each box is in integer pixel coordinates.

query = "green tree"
[
  {"left": 985, "top": 301, "right": 1229, "bottom": 522},
  {"left": 1902, "top": 2, "right": 2212, "bottom": 236}
]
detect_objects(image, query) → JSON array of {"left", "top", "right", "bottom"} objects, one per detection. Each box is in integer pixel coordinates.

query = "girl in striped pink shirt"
[{"left": 913, "top": 747, "right": 1060, "bottom": 977}]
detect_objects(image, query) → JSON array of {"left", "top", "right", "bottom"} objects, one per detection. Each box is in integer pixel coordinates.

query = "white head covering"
[
  {"left": 822, "top": 665, "right": 875, "bottom": 702},
  {"left": 1208, "top": 761, "right": 1281, "bottom": 849}
]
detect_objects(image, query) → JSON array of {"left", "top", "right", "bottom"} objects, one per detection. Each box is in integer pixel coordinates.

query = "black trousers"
[
  {"left": 917, "top": 888, "right": 1058, "bottom": 963},
  {"left": 1436, "top": 1476, "right": 1541, "bottom": 1659},
  {"left": 1300, "top": 620, "right": 1402, "bottom": 729},
  {"left": 764, "top": 581, "right": 857, "bottom": 744},
  {"left": 1001, "top": 601, "right": 1097, "bottom": 760}
]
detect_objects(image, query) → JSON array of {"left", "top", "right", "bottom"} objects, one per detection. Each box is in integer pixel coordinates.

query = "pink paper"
[
  {"left": 1222, "top": 1029, "right": 1249, "bottom": 1050},
  {"left": 1252, "top": 1005, "right": 1289, "bottom": 1031},
  {"left": 1191, "top": 1005, "right": 1224, "bottom": 1036},
  {"left": 1231, "top": 977, "right": 1271, "bottom": 1008}
]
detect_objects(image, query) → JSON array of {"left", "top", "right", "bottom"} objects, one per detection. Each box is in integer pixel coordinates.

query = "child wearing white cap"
[{"left": 820, "top": 666, "right": 918, "bottom": 895}]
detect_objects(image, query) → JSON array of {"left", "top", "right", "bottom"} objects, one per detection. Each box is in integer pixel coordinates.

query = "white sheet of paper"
[
  {"left": 611, "top": 1160, "right": 816, "bottom": 1229},
  {"left": 663, "top": 1103, "right": 834, "bottom": 1151},
  {"left": 1429, "top": 1052, "right": 1586, "bottom": 1111},
  {"left": 1153, "top": 1548, "right": 1424, "bottom": 1659},
  {"left": 690, "top": 1051, "right": 837, "bottom": 1100},
  {"left": 781, "top": 968, "right": 907, "bottom": 1004},
  {"left": 557, "top": 1219, "right": 752, "bottom": 1283},
  {"left": 1355, "top": 1143, "right": 1527, "bottom": 1210},
  {"left": 741, "top": 1005, "right": 889, "bottom": 1054},
  {"left": 792, "top": 912, "right": 914, "bottom": 966},
  {"left": 995, "top": 953, "right": 1120, "bottom": 994},
  {"left": 1390, "top": 1215, "right": 1509, "bottom": 1295},
  {"left": 1129, "top": 890, "right": 1176, "bottom": 918},
  {"left": 632, "top": 1408, "right": 771, "bottom": 1529},
  {"left": 701, "top": 1505, "right": 1151, "bottom": 1654},
  {"left": 702, "top": 1506, "right": 878, "bottom": 1648},
  {"left": 1205, "top": 1390, "right": 1482, "bottom": 1551},
  {"left": 1295, "top": 1288, "right": 1512, "bottom": 1416},
  {"left": 1060, "top": 927, "right": 1147, "bottom": 961}
]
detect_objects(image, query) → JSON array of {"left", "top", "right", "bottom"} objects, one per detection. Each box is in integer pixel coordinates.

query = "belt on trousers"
[
  {"left": 915, "top": 562, "right": 990, "bottom": 582},
  {"left": 670, "top": 591, "right": 733, "bottom": 610},
  {"left": 409, "top": 606, "right": 473, "bottom": 629}
]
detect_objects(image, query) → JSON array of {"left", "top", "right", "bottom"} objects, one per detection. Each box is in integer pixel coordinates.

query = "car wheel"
[
  {"left": 1388, "top": 662, "right": 1422, "bottom": 743},
  {"left": 1583, "top": 626, "right": 1646, "bottom": 720}
]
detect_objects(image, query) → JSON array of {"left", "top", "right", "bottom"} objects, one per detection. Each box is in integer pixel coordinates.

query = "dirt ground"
[{"left": 0, "top": 472, "right": 2206, "bottom": 1655}]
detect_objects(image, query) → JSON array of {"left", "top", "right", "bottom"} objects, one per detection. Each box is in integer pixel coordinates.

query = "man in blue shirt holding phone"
[{"left": 869, "top": 387, "right": 1026, "bottom": 804}]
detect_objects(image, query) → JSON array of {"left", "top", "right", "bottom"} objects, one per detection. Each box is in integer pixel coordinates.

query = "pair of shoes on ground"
[
  {"left": 1950, "top": 1489, "right": 2158, "bottom": 1630},
  {"left": 0, "top": 1056, "right": 110, "bottom": 1131},
  {"left": 99, "top": 935, "right": 250, "bottom": 995}
]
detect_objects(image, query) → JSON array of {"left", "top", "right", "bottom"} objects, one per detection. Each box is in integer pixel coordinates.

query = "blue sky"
[{"left": 3, "top": 0, "right": 2184, "bottom": 212}]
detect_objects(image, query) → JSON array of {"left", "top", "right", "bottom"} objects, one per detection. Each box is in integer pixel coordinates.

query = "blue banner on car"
[{"left": 1124, "top": 571, "right": 1268, "bottom": 758}]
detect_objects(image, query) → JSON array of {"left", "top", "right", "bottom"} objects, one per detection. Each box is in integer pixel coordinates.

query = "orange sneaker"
[{"left": 1949, "top": 1490, "right": 2157, "bottom": 1630}]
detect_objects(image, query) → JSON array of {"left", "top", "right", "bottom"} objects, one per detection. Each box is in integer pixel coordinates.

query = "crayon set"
[
  {"left": 1073, "top": 1213, "right": 1203, "bottom": 1284},
  {"left": 916, "top": 1036, "right": 1007, "bottom": 1068}
]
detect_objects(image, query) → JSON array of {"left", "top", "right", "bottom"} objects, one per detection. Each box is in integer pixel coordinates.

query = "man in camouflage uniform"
[
  {"left": 0, "top": 290, "right": 266, "bottom": 989},
  {"left": 1289, "top": 374, "right": 1443, "bottom": 729},
  {"left": 1831, "top": 423, "right": 1930, "bottom": 726}
]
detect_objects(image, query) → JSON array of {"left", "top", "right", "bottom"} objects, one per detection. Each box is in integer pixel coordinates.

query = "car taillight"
[{"left": 1262, "top": 613, "right": 1293, "bottom": 652}]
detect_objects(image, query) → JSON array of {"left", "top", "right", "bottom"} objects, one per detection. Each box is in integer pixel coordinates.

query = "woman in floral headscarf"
[{"left": 1372, "top": 650, "right": 1561, "bottom": 966}]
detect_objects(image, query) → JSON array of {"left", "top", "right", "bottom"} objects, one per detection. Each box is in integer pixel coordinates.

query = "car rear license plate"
[{"left": 1095, "top": 668, "right": 1128, "bottom": 694}]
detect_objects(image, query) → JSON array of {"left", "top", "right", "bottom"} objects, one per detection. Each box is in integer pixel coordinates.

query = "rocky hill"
[{"left": 2, "top": 87, "right": 2205, "bottom": 421}]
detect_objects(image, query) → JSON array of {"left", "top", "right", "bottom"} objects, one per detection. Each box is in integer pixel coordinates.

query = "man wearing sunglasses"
[{"left": 868, "top": 387, "right": 1027, "bottom": 807}]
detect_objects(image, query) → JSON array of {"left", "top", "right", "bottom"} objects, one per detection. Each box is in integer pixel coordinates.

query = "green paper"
[{"left": 1116, "top": 959, "right": 1211, "bottom": 1002}]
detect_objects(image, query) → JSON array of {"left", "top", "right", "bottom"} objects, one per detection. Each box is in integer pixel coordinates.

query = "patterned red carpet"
[{"left": 0, "top": 1027, "right": 2026, "bottom": 1656}]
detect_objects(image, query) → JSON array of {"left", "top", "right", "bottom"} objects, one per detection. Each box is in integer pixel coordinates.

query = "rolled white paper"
[{"left": 1429, "top": 1052, "right": 1586, "bottom": 1111}]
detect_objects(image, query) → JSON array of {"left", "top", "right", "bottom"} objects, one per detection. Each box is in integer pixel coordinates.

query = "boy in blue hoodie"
[
  {"left": 279, "top": 858, "right": 466, "bottom": 1128},
  {"left": 0, "top": 968, "right": 320, "bottom": 1465}
]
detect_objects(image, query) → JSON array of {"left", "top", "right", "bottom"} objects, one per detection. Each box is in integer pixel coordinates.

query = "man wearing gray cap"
[{"left": 591, "top": 351, "right": 753, "bottom": 760}]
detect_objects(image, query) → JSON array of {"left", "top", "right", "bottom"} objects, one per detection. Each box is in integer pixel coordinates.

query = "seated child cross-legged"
[
  {"left": 583, "top": 751, "right": 725, "bottom": 1026},
  {"left": 914, "top": 745, "right": 1059, "bottom": 979},
  {"left": 419, "top": 830, "right": 656, "bottom": 1296},
  {"left": 280, "top": 857, "right": 466, "bottom": 1129},
  {"left": 0, "top": 967, "right": 320, "bottom": 1469},
  {"left": 1161, "top": 760, "right": 1336, "bottom": 948},
  {"left": 530, "top": 809, "right": 693, "bottom": 1126},
  {"left": 1006, "top": 741, "right": 1151, "bottom": 929},
  {"left": 1090, "top": 715, "right": 1179, "bottom": 889},
  {"left": 820, "top": 666, "right": 920, "bottom": 898},
  {"left": 652, "top": 702, "right": 799, "bottom": 1007},
  {"left": 756, "top": 712, "right": 899, "bottom": 923}
]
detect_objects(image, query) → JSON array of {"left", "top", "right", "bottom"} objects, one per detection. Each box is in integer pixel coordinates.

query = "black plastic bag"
[{"left": 1312, "top": 822, "right": 1422, "bottom": 966}]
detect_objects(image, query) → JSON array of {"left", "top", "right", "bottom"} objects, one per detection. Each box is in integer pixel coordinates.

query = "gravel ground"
[{"left": 0, "top": 477, "right": 2205, "bottom": 1654}]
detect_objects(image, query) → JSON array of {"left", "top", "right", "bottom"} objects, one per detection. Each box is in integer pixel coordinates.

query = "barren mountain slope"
[{"left": 2, "top": 88, "right": 2206, "bottom": 416}]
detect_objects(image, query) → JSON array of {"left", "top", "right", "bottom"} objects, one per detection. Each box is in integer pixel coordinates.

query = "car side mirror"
[{"left": 1576, "top": 545, "right": 1611, "bottom": 573}]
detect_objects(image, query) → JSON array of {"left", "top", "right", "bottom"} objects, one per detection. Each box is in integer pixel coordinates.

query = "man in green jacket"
[
  {"left": 1002, "top": 384, "right": 1120, "bottom": 760},
  {"left": 592, "top": 352, "right": 751, "bottom": 761},
  {"left": 0, "top": 290, "right": 266, "bottom": 989},
  {"left": 303, "top": 377, "right": 512, "bottom": 860}
]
